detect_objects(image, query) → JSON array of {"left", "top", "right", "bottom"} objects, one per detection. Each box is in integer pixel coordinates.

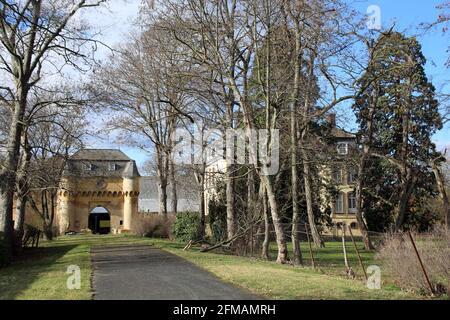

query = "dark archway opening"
[{"left": 88, "top": 206, "right": 111, "bottom": 234}]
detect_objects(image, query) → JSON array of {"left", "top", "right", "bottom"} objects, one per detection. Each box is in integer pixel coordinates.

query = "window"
[
  {"left": 348, "top": 192, "right": 357, "bottom": 213},
  {"left": 334, "top": 193, "right": 344, "bottom": 214},
  {"left": 84, "top": 163, "right": 93, "bottom": 171},
  {"left": 350, "top": 222, "right": 358, "bottom": 229},
  {"left": 348, "top": 167, "right": 357, "bottom": 184},
  {"left": 337, "top": 142, "right": 348, "bottom": 155},
  {"left": 333, "top": 168, "right": 343, "bottom": 184},
  {"left": 109, "top": 163, "right": 116, "bottom": 171}
]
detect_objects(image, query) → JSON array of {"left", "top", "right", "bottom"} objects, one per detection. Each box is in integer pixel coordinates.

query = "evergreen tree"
[{"left": 354, "top": 32, "right": 443, "bottom": 231}]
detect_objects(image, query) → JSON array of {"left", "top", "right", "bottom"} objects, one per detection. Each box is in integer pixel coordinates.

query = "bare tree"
[
  {"left": 0, "top": 0, "right": 107, "bottom": 265},
  {"left": 95, "top": 25, "right": 192, "bottom": 218}
]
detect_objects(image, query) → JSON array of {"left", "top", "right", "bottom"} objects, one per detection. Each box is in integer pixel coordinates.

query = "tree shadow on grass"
[{"left": 0, "top": 244, "right": 77, "bottom": 300}]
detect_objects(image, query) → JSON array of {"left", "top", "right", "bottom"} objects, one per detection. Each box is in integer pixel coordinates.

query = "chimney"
[{"left": 327, "top": 113, "right": 336, "bottom": 128}]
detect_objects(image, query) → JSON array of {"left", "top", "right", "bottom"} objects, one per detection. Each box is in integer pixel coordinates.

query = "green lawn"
[
  {"left": 0, "top": 235, "right": 154, "bottom": 300},
  {"left": 269, "top": 241, "right": 377, "bottom": 278},
  {"left": 0, "top": 234, "right": 425, "bottom": 300}
]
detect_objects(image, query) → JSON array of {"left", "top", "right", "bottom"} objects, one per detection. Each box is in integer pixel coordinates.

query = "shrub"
[
  {"left": 133, "top": 214, "right": 174, "bottom": 238},
  {"left": 171, "top": 212, "right": 201, "bottom": 242},
  {"left": 208, "top": 198, "right": 227, "bottom": 244},
  {"left": 376, "top": 226, "right": 450, "bottom": 295}
]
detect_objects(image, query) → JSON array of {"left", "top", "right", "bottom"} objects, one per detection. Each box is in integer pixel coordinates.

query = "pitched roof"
[
  {"left": 123, "top": 161, "right": 141, "bottom": 178},
  {"left": 331, "top": 127, "right": 356, "bottom": 139},
  {"left": 64, "top": 149, "right": 140, "bottom": 178},
  {"left": 70, "top": 149, "right": 131, "bottom": 161}
]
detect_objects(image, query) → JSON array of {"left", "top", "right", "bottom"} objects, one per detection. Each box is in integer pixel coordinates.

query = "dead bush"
[
  {"left": 376, "top": 226, "right": 450, "bottom": 295},
  {"left": 132, "top": 214, "right": 175, "bottom": 239}
]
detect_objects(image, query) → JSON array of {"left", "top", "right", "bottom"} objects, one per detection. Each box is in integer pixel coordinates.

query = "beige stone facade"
[{"left": 57, "top": 149, "right": 141, "bottom": 234}]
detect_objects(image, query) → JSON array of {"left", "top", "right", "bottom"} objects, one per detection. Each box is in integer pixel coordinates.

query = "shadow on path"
[{"left": 92, "top": 245, "right": 259, "bottom": 300}]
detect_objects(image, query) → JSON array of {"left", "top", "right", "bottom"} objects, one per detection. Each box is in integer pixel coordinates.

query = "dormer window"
[
  {"left": 109, "top": 163, "right": 117, "bottom": 171},
  {"left": 337, "top": 143, "right": 348, "bottom": 155}
]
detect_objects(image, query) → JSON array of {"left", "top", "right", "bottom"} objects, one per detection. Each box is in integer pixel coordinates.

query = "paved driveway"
[{"left": 91, "top": 245, "right": 258, "bottom": 300}]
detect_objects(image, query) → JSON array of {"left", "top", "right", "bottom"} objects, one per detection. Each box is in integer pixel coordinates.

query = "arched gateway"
[{"left": 57, "top": 149, "right": 140, "bottom": 234}]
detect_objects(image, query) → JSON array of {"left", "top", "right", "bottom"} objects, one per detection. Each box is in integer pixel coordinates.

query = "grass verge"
[{"left": 0, "top": 234, "right": 426, "bottom": 300}]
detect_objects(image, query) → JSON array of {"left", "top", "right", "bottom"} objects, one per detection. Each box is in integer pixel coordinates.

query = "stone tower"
[{"left": 57, "top": 149, "right": 141, "bottom": 234}]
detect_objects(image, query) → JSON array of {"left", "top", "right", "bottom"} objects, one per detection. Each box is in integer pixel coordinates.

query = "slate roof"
[
  {"left": 139, "top": 176, "right": 199, "bottom": 200},
  {"left": 138, "top": 175, "right": 200, "bottom": 212},
  {"left": 64, "top": 149, "right": 140, "bottom": 178},
  {"left": 71, "top": 149, "right": 131, "bottom": 161},
  {"left": 331, "top": 127, "right": 356, "bottom": 140}
]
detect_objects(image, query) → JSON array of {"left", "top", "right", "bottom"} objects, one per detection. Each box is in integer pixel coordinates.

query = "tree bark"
[
  {"left": 261, "top": 185, "right": 270, "bottom": 260},
  {"left": 226, "top": 164, "right": 236, "bottom": 240},
  {"left": 291, "top": 108, "right": 303, "bottom": 264},
  {"left": 394, "top": 172, "right": 416, "bottom": 231},
  {"left": 431, "top": 160, "right": 450, "bottom": 229},
  {"left": 0, "top": 92, "right": 28, "bottom": 266},
  {"left": 300, "top": 131, "right": 324, "bottom": 248},
  {"left": 290, "top": 24, "right": 303, "bottom": 265},
  {"left": 355, "top": 158, "right": 374, "bottom": 250},
  {"left": 194, "top": 164, "right": 207, "bottom": 238},
  {"left": 169, "top": 158, "right": 178, "bottom": 214},
  {"left": 261, "top": 175, "right": 288, "bottom": 263},
  {"left": 13, "top": 132, "right": 32, "bottom": 252}
]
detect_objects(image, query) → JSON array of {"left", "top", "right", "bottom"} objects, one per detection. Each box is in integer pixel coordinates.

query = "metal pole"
[
  {"left": 407, "top": 231, "right": 434, "bottom": 295},
  {"left": 348, "top": 226, "right": 368, "bottom": 280}
]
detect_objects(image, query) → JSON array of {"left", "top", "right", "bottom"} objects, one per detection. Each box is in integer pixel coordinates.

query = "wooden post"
[
  {"left": 348, "top": 226, "right": 368, "bottom": 280},
  {"left": 341, "top": 224, "right": 350, "bottom": 271},
  {"left": 407, "top": 231, "right": 434, "bottom": 295},
  {"left": 305, "top": 223, "right": 316, "bottom": 269}
]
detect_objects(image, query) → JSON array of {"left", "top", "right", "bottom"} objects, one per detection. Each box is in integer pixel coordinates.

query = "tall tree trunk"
[
  {"left": 290, "top": 25, "right": 303, "bottom": 265},
  {"left": 291, "top": 111, "right": 303, "bottom": 265},
  {"left": 432, "top": 160, "right": 450, "bottom": 229},
  {"left": 355, "top": 158, "right": 374, "bottom": 250},
  {"left": 199, "top": 187, "right": 206, "bottom": 238},
  {"left": 355, "top": 164, "right": 373, "bottom": 249},
  {"left": 0, "top": 93, "right": 27, "bottom": 266},
  {"left": 13, "top": 132, "right": 32, "bottom": 252},
  {"left": 395, "top": 94, "right": 413, "bottom": 232},
  {"left": 195, "top": 164, "right": 206, "bottom": 238},
  {"left": 158, "top": 180, "right": 168, "bottom": 218},
  {"left": 394, "top": 173, "right": 416, "bottom": 231},
  {"left": 156, "top": 149, "right": 169, "bottom": 218},
  {"left": 261, "top": 175, "right": 288, "bottom": 263},
  {"left": 13, "top": 195, "right": 27, "bottom": 252},
  {"left": 226, "top": 164, "right": 236, "bottom": 240},
  {"left": 355, "top": 83, "right": 378, "bottom": 249},
  {"left": 169, "top": 158, "right": 178, "bottom": 214},
  {"left": 261, "top": 185, "right": 270, "bottom": 260},
  {"left": 300, "top": 131, "right": 324, "bottom": 248},
  {"left": 247, "top": 167, "right": 256, "bottom": 220}
]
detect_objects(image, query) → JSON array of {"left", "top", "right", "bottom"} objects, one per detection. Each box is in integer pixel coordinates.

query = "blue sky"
[
  {"left": 85, "top": 0, "right": 450, "bottom": 168},
  {"left": 349, "top": 0, "right": 449, "bottom": 148}
]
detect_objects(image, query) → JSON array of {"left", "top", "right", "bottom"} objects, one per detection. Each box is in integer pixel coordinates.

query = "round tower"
[
  {"left": 58, "top": 176, "right": 75, "bottom": 234},
  {"left": 122, "top": 161, "right": 140, "bottom": 231}
]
